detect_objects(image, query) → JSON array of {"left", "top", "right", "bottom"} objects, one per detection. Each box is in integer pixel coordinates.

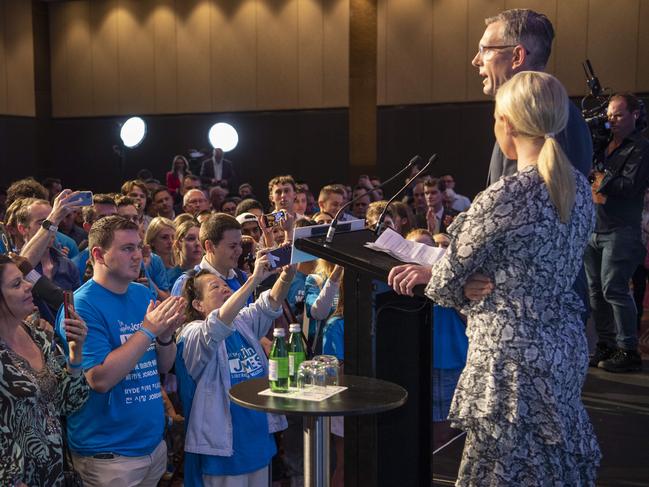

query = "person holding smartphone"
[{"left": 0, "top": 254, "right": 89, "bottom": 486}]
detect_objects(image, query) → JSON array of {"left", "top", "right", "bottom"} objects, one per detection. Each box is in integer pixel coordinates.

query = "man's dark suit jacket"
[{"left": 200, "top": 157, "right": 237, "bottom": 193}]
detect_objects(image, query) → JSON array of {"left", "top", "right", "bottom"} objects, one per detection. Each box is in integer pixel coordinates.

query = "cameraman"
[{"left": 586, "top": 92, "right": 649, "bottom": 372}]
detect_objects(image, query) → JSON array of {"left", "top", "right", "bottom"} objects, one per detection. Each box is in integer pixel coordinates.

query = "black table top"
[{"left": 228, "top": 375, "right": 408, "bottom": 417}]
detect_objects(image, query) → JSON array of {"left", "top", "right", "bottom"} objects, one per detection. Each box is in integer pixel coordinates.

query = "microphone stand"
[
  {"left": 374, "top": 154, "right": 438, "bottom": 235},
  {"left": 325, "top": 155, "right": 422, "bottom": 244}
]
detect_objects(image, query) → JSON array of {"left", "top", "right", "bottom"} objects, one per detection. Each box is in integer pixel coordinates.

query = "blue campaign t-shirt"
[
  {"left": 54, "top": 279, "right": 165, "bottom": 457},
  {"left": 147, "top": 253, "right": 171, "bottom": 292},
  {"left": 323, "top": 316, "right": 344, "bottom": 361},
  {"left": 55, "top": 231, "right": 79, "bottom": 258},
  {"left": 432, "top": 305, "right": 468, "bottom": 370},
  {"left": 201, "top": 330, "right": 276, "bottom": 476},
  {"left": 72, "top": 248, "right": 89, "bottom": 281}
]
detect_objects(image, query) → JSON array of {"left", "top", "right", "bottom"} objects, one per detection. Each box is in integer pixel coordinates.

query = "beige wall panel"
[
  {"left": 0, "top": 1, "right": 8, "bottom": 114},
  {"left": 383, "top": 0, "right": 432, "bottom": 105},
  {"left": 210, "top": 0, "right": 257, "bottom": 111},
  {"left": 297, "top": 0, "right": 323, "bottom": 108},
  {"left": 587, "top": 0, "right": 638, "bottom": 93},
  {"left": 176, "top": 0, "right": 211, "bottom": 112},
  {"left": 256, "top": 0, "right": 299, "bottom": 110},
  {"left": 466, "top": 0, "right": 505, "bottom": 100},
  {"left": 554, "top": 0, "right": 588, "bottom": 96},
  {"left": 504, "top": 0, "right": 557, "bottom": 72},
  {"left": 50, "top": 4, "right": 69, "bottom": 116},
  {"left": 637, "top": 0, "right": 649, "bottom": 91},
  {"left": 90, "top": 1, "right": 119, "bottom": 115},
  {"left": 118, "top": 1, "right": 156, "bottom": 114},
  {"left": 63, "top": 2, "right": 93, "bottom": 116},
  {"left": 4, "top": 0, "right": 34, "bottom": 116},
  {"left": 152, "top": 1, "right": 178, "bottom": 114},
  {"left": 321, "top": 0, "right": 347, "bottom": 107},
  {"left": 377, "top": 0, "right": 387, "bottom": 105},
  {"left": 432, "top": 0, "right": 468, "bottom": 103}
]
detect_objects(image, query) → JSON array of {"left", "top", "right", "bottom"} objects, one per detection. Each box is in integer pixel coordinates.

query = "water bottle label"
[
  {"left": 289, "top": 352, "right": 305, "bottom": 375},
  {"left": 275, "top": 357, "right": 289, "bottom": 379},
  {"left": 269, "top": 359, "right": 278, "bottom": 381}
]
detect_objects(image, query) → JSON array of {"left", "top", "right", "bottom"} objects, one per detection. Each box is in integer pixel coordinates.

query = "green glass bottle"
[
  {"left": 288, "top": 323, "right": 306, "bottom": 388},
  {"left": 269, "top": 328, "right": 289, "bottom": 392}
]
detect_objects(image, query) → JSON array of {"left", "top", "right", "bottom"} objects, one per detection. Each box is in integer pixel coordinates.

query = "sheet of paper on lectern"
[{"left": 365, "top": 228, "right": 445, "bottom": 265}]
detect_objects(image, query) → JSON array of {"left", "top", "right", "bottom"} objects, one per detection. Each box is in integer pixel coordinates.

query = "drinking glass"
[{"left": 313, "top": 355, "right": 340, "bottom": 386}]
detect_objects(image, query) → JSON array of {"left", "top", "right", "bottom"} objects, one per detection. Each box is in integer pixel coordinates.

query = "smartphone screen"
[
  {"left": 69, "top": 191, "right": 93, "bottom": 207},
  {"left": 262, "top": 210, "right": 286, "bottom": 227},
  {"left": 268, "top": 245, "right": 292, "bottom": 269}
]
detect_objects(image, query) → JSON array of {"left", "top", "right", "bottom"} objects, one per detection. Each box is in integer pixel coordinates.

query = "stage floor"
[{"left": 433, "top": 321, "right": 649, "bottom": 486}]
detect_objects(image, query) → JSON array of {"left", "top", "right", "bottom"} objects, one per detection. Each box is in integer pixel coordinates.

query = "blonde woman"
[
  {"left": 143, "top": 216, "right": 176, "bottom": 300},
  {"left": 389, "top": 72, "right": 600, "bottom": 485},
  {"left": 167, "top": 219, "right": 203, "bottom": 286}
]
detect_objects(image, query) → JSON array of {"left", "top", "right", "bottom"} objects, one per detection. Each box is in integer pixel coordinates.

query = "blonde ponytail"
[
  {"left": 537, "top": 136, "right": 575, "bottom": 223},
  {"left": 495, "top": 71, "right": 576, "bottom": 223}
]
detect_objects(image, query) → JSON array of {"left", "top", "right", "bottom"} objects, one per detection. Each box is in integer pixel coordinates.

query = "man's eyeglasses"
[{"left": 477, "top": 44, "right": 520, "bottom": 56}]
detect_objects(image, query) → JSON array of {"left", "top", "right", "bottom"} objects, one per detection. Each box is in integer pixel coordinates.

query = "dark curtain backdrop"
[{"left": 0, "top": 98, "right": 602, "bottom": 203}]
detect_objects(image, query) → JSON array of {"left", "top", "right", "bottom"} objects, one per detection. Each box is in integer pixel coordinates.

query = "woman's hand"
[
  {"left": 387, "top": 264, "right": 432, "bottom": 297},
  {"left": 65, "top": 309, "right": 88, "bottom": 364},
  {"left": 463, "top": 273, "right": 494, "bottom": 301}
]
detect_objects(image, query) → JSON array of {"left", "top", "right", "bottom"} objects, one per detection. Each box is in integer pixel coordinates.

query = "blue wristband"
[
  {"left": 68, "top": 360, "right": 83, "bottom": 369},
  {"left": 139, "top": 327, "right": 156, "bottom": 341}
]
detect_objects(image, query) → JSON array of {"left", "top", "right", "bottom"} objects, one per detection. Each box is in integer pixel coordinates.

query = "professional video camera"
[{"left": 581, "top": 59, "right": 611, "bottom": 155}]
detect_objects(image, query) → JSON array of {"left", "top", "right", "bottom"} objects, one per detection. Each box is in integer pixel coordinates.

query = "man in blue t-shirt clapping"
[{"left": 56, "top": 216, "right": 185, "bottom": 487}]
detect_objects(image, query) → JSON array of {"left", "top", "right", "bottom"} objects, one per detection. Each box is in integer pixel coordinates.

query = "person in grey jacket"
[{"left": 176, "top": 249, "right": 295, "bottom": 487}]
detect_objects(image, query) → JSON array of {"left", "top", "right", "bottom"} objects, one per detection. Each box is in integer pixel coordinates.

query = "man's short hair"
[
  {"left": 199, "top": 213, "right": 241, "bottom": 248},
  {"left": 6, "top": 178, "right": 49, "bottom": 206},
  {"left": 183, "top": 174, "right": 201, "bottom": 186},
  {"left": 610, "top": 92, "right": 647, "bottom": 131},
  {"left": 15, "top": 198, "right": 49, "bottom": 227},
  {"left": 318, "top": 184, "right": 345, "bottom": 202},
  {"left": 267, "top": 175, "right": 296, "bottom": 195},
  {"left": 88, "top": 215, "right": 139, "bottom": 259},
  {"left": 423, "top": 177, "right": 441, "bottom": 190},
  {"left": 82, "top": 193, "right": 117, "bottom": 225},
  {"left": 183, "top": 189, "right": 206, "bottom": 206},
  {"left": 235, "top": 198, "right": 264, "bottom": 216},
  {"left": 151, "top": 187, "right": 172, "bottom": 201},
  {"left": 485, "top": 9, "right": 554, "bottom": 70},
  {"left": 365, "top": 201, "right": 393, "bottom": 224},
  {"left": 120, "top": 179, "right": 149, "bottom": 197},
  {"left": 238, "top": 182, "right": 253, "bottom": 192},
  {"left": 115, "top": 195, "right": 136, "bottom": 208}
]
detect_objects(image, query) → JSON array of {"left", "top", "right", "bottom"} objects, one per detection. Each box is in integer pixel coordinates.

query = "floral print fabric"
[{"left": 426, "top": 165, "right": 601, "bottom": 486}]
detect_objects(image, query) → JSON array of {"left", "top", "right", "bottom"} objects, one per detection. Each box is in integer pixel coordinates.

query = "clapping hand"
[
  {"left": 142, "top": 296, "right": 186, "bottom": 340},
  {"left": 463, "top": 273, "right": 494, "bottom": 301}
]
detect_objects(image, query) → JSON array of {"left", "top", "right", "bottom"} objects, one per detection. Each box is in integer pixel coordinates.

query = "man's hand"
[
  {"left": 49, "top": 189, "right": 82, "bottom": 225},
  {"left": 142, "top": 296, "right": 186, "bottom": 338},
  {"left": 463, "top": 273, "right": 494, "bottom": 301},
  {"left": 387, "top": 264, "right": 432, "bottom": 297},
  {"left": 426, "top": 207, "right": 438, "bottom": 234}
]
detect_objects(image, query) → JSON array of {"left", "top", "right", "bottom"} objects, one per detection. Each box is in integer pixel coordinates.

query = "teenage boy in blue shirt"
[{"left": 55, "top": 216, "right": 185, "bottom": 487}]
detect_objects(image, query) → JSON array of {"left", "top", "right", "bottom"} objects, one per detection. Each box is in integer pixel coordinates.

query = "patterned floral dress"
[
  {"left": 0, "top": 323, "right": 89, "bottom": 486},
  {"left": 426, "top": 165, "right": 601, "bottom": 486}
]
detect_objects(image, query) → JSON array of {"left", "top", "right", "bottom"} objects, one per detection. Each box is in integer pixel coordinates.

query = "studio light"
[
  {"left": 208, "top": 122, "right": 238, "bottom": 152},
  {"left": 120, "top": 117, "right": 147, "bottom": 149}
]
